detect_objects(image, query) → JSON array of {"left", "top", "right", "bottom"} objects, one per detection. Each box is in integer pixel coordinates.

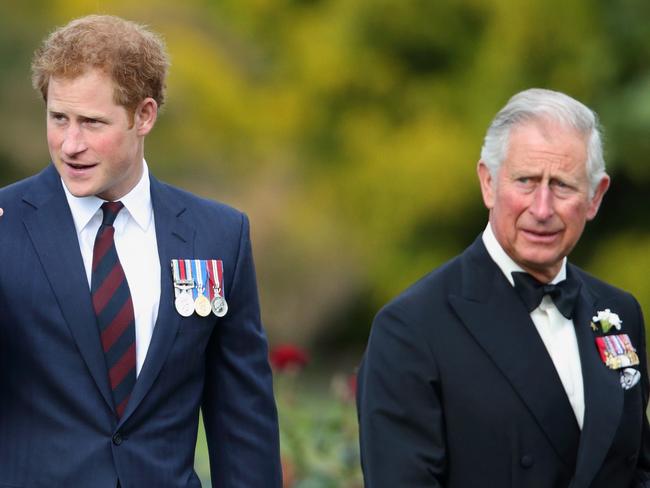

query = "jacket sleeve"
[
  {"left": 633, "top": 299, "right": 650, "bottom": 487},
  {"left": 201, "top": 213, "right": 282, "bottom": 488},
  {"left": 357, "top": 301, "right": 446, "bottom": 487}
]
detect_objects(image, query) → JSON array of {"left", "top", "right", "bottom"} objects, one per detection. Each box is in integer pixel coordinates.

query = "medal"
[
  {"left": 595, "top": 333, "right": 640, "bottom": 370},
  {"left": 208, "top": 259, "right": 228, "bottom": 317},
  {"left": 172, "top": 259, "right": 196, "bottom": 317},
  {"left": 212, "top": 295, "right": 228, "bottom": 317},
  {"left": 620, "top": 367, "right": 641, "bottom": 390},
  {"left": 195, "top": 295, "right": 212, "bottom": 317},
  {"left": 175, "top": 293, "right": 195, "bottom": 317},
  {"left": 193, "top": 259, "right": 212, "bottom": 317}
]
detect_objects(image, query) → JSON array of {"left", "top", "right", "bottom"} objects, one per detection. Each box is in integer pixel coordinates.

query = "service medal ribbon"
[
  {"left": 595, "top": 333, "right": 640, "bottom": 370},
  {"left": 207, "top": 259, "right": 228, "bottom": 317}
]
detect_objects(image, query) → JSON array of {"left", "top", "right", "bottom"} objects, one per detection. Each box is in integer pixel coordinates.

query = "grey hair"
[{"left": 480, "top": 88, "right": 607, "bottom": 195}]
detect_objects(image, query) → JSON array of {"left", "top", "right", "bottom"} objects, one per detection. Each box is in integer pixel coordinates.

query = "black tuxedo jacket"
[
  {"left": 0, "top": 165, "right": 281, "bottom": 487},
  {"left": 358, "top": 236, "right": 650, "bottom": 487}
]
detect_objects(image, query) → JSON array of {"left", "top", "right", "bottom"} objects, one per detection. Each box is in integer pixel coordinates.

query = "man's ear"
[
  {"left": 586, "top": 175, "right": 610, "bottom": 220},
  {"left": 134, "top": 97, "right": 158, "bottom": 136},
  {"left": 477, "top": 160, "right": 496, "bottom": 210}
]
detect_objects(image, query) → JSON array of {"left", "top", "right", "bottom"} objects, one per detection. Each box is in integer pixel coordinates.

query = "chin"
[
  {"left": 519, "top": 254, "right": 562, "bottom": 273},
  {"left": 64, "top": 182, "right": 96, "bottom": 198}
]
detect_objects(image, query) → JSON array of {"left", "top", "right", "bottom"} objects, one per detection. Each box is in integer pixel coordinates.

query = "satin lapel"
[
  {"left": 571, "top": 270, "right": 623, "bottom": 488},
  {"left": 119, "top": 177, "right": 194, "bottom": 425},
  {"left": 448, "top": 240, "right": 580, "bottom": 468},
  {"left": 21, "top": 166, "right": 114, "bottom": 412}
]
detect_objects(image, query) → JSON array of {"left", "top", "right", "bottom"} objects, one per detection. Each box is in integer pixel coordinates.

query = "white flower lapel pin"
[{"left": 591, "top": 308, "right": 622, "bottom": 334}]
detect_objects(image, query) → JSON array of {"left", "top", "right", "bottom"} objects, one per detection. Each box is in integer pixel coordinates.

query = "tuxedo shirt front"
[{"left": 482, "top": 223, "right": 585, "bottom": 427}]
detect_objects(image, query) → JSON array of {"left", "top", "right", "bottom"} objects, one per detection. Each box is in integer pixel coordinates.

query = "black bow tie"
[{"left": 511, "top": 272, "right": 581, "bottom": 319}]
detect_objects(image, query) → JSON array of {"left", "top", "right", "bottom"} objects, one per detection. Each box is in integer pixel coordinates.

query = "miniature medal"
[{"left": 595, "top": 333, "right": 640, "bottom": 370}]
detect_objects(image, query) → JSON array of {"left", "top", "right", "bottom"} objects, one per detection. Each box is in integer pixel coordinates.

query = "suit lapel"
[
  {"left": 119, "top": 176, "right": 194, "bottom": 424},
  {"left": 570, "top": 268, "right": 623, "bottom": 488},
  {"left": 448, "top": 239, "right": 580, "bottom": 469},
  {"left": 21, "top": 165, "right": 115, "bottom": 412}
]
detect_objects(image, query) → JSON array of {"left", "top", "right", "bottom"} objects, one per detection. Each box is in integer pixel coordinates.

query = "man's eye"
[{"left": 552, "top": 180, "right": 569, "bottom": 189}]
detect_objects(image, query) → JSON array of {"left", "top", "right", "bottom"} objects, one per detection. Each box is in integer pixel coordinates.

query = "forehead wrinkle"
[
  {"left": 506, "top": 128, "right": 588, "bottom": 178},
  {"left": 519, "top": 148, "right": 578, "bottom": 170}
]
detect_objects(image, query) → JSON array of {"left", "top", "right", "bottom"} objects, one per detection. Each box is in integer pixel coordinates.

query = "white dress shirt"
[
  {"left": 482, "top": 223, "right": 585, "bottom": 428},
  {"left": 62, "top": 161, "right": 161, "bottom": 376}
]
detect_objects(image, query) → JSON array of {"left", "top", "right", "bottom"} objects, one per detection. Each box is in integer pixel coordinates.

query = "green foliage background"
[
  {"left": 2, "top": 0, "right": 648, "bottom": 349},
  {"left": 1, "top": 1, "right": 649, "bottom": 484}
]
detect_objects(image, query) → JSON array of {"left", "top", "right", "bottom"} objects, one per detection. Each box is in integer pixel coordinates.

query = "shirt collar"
[
  {"left": 481, "top": 222, "right": 566, "bottom": 287},
  {"left": 62, "top": 160, "right": 153, "bottom": 234}
]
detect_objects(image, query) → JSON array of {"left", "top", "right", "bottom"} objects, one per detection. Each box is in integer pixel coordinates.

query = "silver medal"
[
  {"left": 211, "top": 295, "right": 228, "bottom": 317},
  {"left": 172, "top": 260, "right": 196, "bottom": 317},
  {"left": 175, "top": 292, "right": 195, "bottom": 317}
]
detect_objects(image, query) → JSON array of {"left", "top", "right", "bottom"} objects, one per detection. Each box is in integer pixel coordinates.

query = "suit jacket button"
[
  {"left": 520, "top": 455, "right": 534, "bottom": 468},
  {"left": 113, "top": 433, "right": 123, "bottom": 446}
]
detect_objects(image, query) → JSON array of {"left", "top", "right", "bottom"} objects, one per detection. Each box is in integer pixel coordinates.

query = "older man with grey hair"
[{"left": 357, "top": 88, "right": 650, "bottom": 487}]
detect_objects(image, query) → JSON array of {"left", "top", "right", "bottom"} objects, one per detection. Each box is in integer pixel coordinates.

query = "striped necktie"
[{"left": 91, "top": 201, "right": 136, "bottom": 418}]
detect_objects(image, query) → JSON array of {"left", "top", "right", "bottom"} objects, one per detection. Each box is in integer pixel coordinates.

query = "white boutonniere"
[{"left": 591, "top": 308, "right": 622, "bottom": 334}]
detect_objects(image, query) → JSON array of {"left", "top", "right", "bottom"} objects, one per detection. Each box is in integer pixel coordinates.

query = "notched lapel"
[
  {"left": 120, "top": 178, "right": 195, "bottom": 424},
  {"left": 571, "top": 277, "right": 623, "bottom": 488},
  {"left": 21, "top": 166, "right": 114, "bottom": 412},
  {"left": 448, "top": 242, "right": 580, "bottom": 469}
]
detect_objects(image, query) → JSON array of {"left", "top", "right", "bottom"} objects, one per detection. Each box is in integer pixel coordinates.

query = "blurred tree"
[{"left": 0, "top": 0, "right": 648, "bottom": 351}]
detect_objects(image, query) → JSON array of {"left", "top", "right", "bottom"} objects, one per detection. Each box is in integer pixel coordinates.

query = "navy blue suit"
[
  {"left": 0, "top": 165, "right": 281, "bottom": 487},
  {"left": 358, "top": 236, "right": 650, "bottom": 487}
]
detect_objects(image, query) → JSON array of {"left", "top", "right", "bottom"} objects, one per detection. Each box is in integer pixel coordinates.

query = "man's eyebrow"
[
  {"left": 47, "top": 110, "right": 107, "bottom": 121},
  {"left": 79, "top": 114, "right": 107, "bottom": 121}
]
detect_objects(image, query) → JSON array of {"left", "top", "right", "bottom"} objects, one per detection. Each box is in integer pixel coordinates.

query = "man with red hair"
[{"left": 0, "top": 15, "right": 281, "bottom": 487}]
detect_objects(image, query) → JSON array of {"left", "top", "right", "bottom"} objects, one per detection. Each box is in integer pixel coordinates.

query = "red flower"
[
  {"left": 270, "top": 344, "right": 309, "bottom": 372},
  {"left": 347, "top": 373, "right": 357, "bottom": 400}
]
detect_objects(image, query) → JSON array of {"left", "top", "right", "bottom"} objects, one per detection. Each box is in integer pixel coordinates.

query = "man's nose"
[
  {"left": 61, "top": 125, "right": 87, "bottom": 156},
  {"left": 529, "top": 184, "right": 554, "bottom": 221}
]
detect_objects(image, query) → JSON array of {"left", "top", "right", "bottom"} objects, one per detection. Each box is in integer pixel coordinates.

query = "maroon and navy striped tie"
[{"left": 91, "top": 201, "right": 136, "bottom": 418}]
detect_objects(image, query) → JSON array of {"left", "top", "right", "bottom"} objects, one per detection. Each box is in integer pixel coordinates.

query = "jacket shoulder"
[
  {"left": 154, "top": 180, "right": 245, "bottom": 220},
  {"left": 570, "top": 264, "right": 638, "bottom": 303},
  {"left": 376, "top": 250, "right": 468, "bottom": 328},
  {"left": 0, "top": 171, "right": 47, "bottom": 200}
]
